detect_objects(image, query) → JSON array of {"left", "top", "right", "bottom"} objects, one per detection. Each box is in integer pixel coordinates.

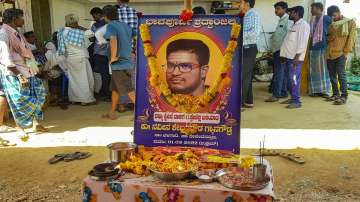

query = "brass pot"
[{"left": 107, "top": 142, "right": 136, "bottom": 163}]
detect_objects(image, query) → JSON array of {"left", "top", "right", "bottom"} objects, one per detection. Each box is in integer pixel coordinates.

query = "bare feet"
[{"left": 102, "top": 112, "right": 118, "bottom": 120}]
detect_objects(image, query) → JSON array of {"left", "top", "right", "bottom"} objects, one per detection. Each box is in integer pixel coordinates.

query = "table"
[{"left": 82, "top": 160, "right": 275, "bottom": 202}]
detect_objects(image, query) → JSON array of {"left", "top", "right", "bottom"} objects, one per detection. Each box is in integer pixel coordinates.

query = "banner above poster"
[{"left": 134, "top": 15, "right": 242, "bottom": 153}]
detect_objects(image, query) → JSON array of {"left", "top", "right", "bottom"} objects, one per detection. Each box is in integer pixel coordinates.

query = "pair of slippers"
[
  {"left": 0, "top": 137, "right": 17, "bottom": 147},
  {"left": 48, "top": 152, "right": 92, "bottom": 164}
]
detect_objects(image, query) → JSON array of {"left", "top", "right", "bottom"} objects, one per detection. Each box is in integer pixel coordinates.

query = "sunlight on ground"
[{"left": 1, "top": 127, "right": 359, "bottom": 150}]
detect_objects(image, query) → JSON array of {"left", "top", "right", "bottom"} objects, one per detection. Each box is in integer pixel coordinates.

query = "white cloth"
[
  {"left": 63, "top": 43, "right": 95, "bottom": 103},
  {"left": 95, "top": 25, "right": 108, "bottom": 45},
  {"left": 44, "top": 41, "right": 65, "bottom": 78},
  {"left": 93, "top": 72, "right": 102, "bottom": 93},
  {"left": 280, "top": 18, "right": 310, "bottom": 61}
]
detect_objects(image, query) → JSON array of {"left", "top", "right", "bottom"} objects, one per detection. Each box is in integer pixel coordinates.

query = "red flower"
[{"left": 180, "top": 9, "right": 193, "bottom": 22}]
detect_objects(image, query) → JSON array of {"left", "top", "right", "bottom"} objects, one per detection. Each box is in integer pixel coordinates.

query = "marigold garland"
[{"left": 139, "top": 23, "right": 241, "bottom": 114}]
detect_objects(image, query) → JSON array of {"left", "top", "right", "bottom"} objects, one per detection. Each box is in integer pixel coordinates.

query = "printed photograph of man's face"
[{"left": 165, "top": 39, "right": 210, "bottom": 96}]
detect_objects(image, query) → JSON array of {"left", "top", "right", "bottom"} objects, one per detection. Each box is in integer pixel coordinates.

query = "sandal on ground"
[
  {"left": 35, "top": 125, "right": 49, "bottom": 133},
  {"left": 325, "top": 95, "right": 338, "bottom": 102},
  {"left": 102, "top": 113, "right": 118, "bottom": 120},
  {"left": 116, "top": 105, "right": 128, "bottom": 113},
  {"left": 64, "top": 152, "right": 92, "bottom": 162},
  {"left": 280, "top": 99, "right": 292, "bottom": 104},
  {"left": 334, "top": 97, "right": 347, "bottom": 105},
  {"left": 243, "top": 103, "right": 254, "bottom": 108},
  {"left": 0, "top": 138, "right": 17, "bottom": 147},
  {"left": 81, "top": 102, "right": 97, "bottom": 106},
  {"left": 279, "top": 153, "right": 305, "bottom": 164},
  {"left": 265, "top": 96, "right": 279, "bottom": 102},
  {"left": 0, "top": 126, "right": 9, "bottom": 133},
  {"left": 48, "top": 153, "right": 68, "bottom": 164}
]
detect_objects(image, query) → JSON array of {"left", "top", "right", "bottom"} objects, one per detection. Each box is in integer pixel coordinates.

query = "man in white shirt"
[{"left": 280, "top": 6, "right": 310, "bottom": 109}]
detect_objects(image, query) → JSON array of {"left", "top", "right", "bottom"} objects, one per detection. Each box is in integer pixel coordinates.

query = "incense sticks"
[{"left": 259, "top": 136, "right": 266, "bottom": 165}]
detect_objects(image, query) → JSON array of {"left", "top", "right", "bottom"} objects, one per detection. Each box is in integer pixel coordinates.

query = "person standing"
[
  {"left": 0, "top": 8, "right": 47, "bottom": 137},
  {"left": 90, "top": 7, "right": 111, "bottom": 101},
  {"left": 308, "top": 3, "right": 332, "bottom": 97},
  {"left": 117, "top": 0, "right": 138, "bottom": 111},
  {"left": 280, "top": 6, "right": 310, "bottom": 109},
  {"left": 238, "top": 0, "right": 261, "bottom": 110},
  {"left": 57, "top": 14, "right": 96, "bottom": 106},
  {"left": 326, "top": 6, "right": 357, "bottom": 105},
  {"left": 102, "top": 5, "right": 134, "bottom": 120},
  {"left": 265, "top": 1, "right": 291, "bottom": 102}
]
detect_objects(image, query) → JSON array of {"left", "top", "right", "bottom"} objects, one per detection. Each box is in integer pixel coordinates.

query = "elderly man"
[
  {"left": 0, "top": 8, "right": 47, "bottom": 137},
  {"left": 57, "top": 14, "right": 96, "bottom": 106}
]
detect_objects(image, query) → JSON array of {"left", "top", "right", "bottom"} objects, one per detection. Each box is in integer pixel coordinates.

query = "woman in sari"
[{"left": 0, "top": 8, "right": 47, "bottom": 138}]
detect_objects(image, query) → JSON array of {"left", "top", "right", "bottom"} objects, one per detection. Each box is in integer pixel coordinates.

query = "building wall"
[
  {"left": 49, "top": 0, "right": 212, "bottom": 32},
  {"left": 48, "top": 0, "right": 313, "bottom": 51},
  {"left": 49, "top": 0, "right": 89, "bottom": 32}
]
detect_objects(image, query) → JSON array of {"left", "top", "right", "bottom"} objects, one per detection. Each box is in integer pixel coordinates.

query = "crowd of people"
[
  {"left": 239, "top": 0, "right": 356, "bottom": 111},
  {"left": 0, "top": 0, "right": 136, "bottom": 138},
  {"left": 0, "top": 0, "right": 357, "bottom": 139}
]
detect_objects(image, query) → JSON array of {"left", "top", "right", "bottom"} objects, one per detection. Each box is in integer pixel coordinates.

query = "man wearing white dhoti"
[{"left": 57, "top": 14, "right": 96, "bottom": 105}]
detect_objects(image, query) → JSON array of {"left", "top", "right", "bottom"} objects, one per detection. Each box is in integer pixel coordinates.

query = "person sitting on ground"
[
  {"left": 0, "top": 8, "right": 47, "bottom": 138},
  {"left": 44, "top": 32, "right": 68, "bottom": 109},
  {"left": 102, "top": 5, "right": 134, "bottom": 120},
  {"left": 57, "top": 14, "right": 96, "bottom": 106}
]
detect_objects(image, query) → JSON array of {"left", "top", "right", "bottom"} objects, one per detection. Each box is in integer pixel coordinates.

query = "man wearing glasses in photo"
[{"left": 165, "top": 39, "right": 210, "bottom": 96}]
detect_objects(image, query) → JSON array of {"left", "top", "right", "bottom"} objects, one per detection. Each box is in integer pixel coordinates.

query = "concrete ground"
[
  {"left": 1, "top": 83, "right": 360, "bottom": 201},
  {"left": 40, "top": 82, "right": 360, "bottom": 130}
]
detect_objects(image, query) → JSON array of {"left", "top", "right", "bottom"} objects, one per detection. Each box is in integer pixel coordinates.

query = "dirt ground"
[{"left": 0, "top": 147, "right": 359, "bottom": 202}]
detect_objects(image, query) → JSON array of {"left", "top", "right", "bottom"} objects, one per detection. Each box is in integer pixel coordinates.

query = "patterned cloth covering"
[
  {"left": 82, "top": 159, "right": 275, "bottom": 202},
  {"left": 57, "top": 27, "right": 85, "bottom": 55},
  {"left": 0, "top": 74, "right": 45, "bottom": 128}
]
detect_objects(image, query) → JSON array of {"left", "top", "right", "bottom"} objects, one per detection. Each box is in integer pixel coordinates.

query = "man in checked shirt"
[{"left": 116, "top": 0, "right": 137, "bottom": 110}]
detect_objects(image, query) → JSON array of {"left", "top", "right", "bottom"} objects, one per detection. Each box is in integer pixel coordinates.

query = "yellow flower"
[
  {"left": 231, "top": 23, "right": 241, "bottom": 38},
  {"left": 226, "top": 41, "right": 238, "bottom": 53},
  {"left": 144, "top": 43, "right": 154, "bottom": 56},
  {"left": 139, "top": 24, "right": 151, "bottom": 41}
]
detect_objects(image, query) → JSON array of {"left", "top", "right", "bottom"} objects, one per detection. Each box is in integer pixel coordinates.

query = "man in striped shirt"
[{"left": 238, "top": 0, "right": 261, "bottom": 111}]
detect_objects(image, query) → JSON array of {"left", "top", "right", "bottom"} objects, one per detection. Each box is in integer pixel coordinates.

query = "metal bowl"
[
  {"left": 150, "top": 169, "right": 194, "bottom": 181},
  {"left": 196, "top": 170, "right": 216, "bottom": 183},
  {"left": 107, "top": 142, "right": 136, "bottom": 163}
]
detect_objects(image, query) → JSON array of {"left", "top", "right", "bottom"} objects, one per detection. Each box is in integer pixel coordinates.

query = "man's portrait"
[{"left": 165, "top": 39, "right": 210, "bottom": 96}]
